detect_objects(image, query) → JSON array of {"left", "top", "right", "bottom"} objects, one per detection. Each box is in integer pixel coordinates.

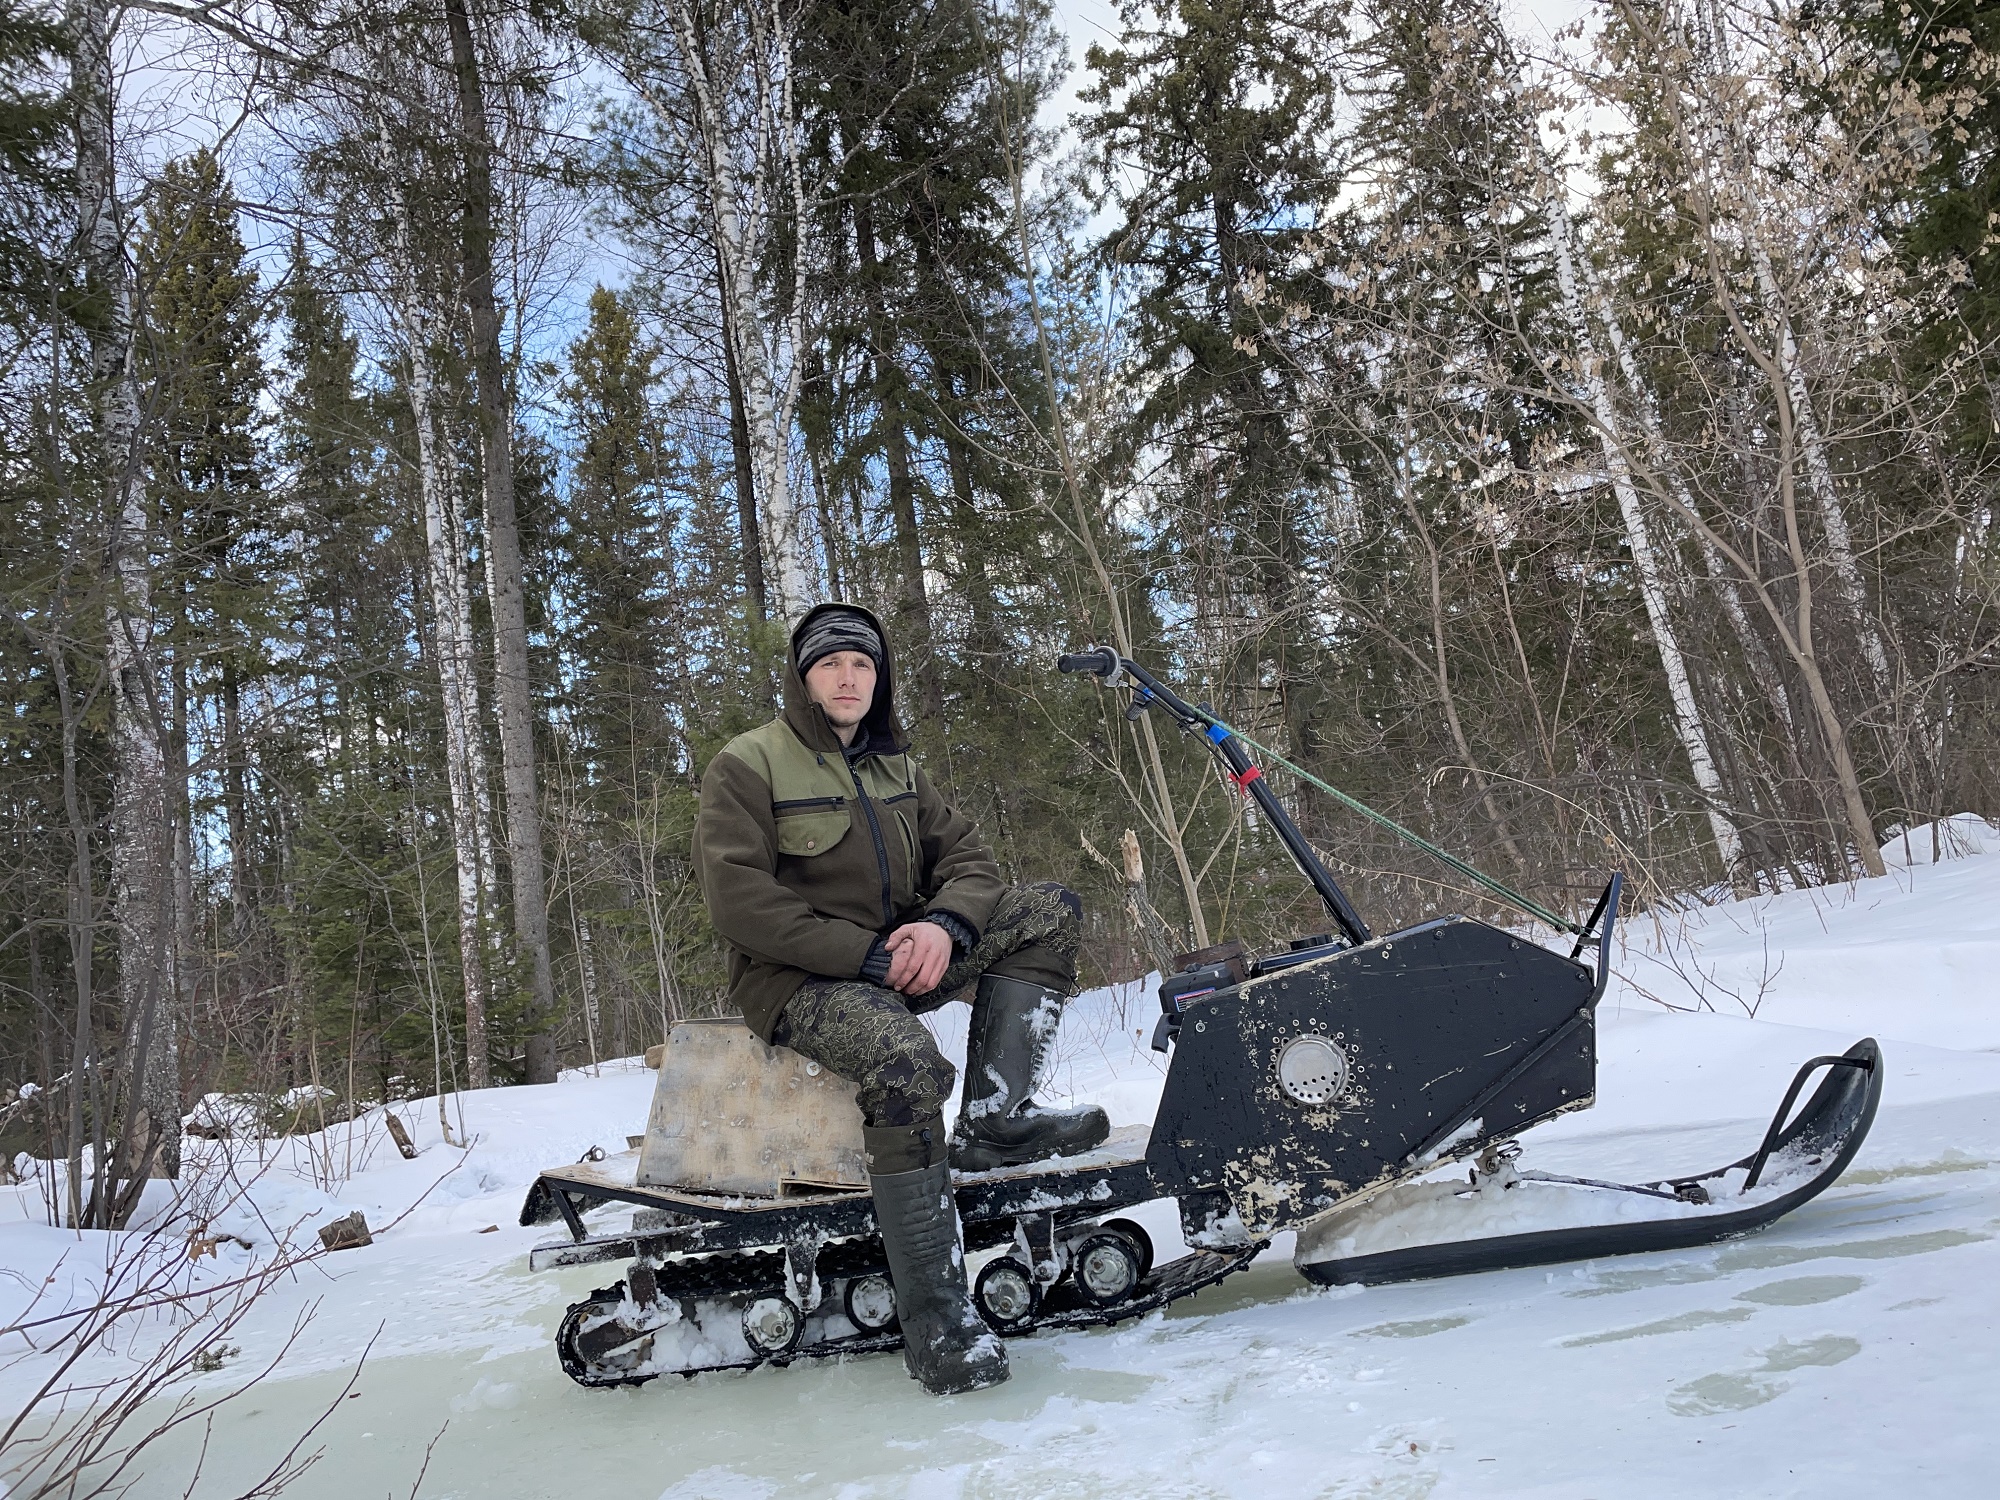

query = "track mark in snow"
[
  {"left": 1734, "top": 1274, "right": 1865, "bottom": 1307},
  {"left": 1351, "top": 1316, "right": 1472, "bottom": 1339},
  {"left": 1668, "top": 1335, "right": 1862, "bottom": 1416},
  {"left": 1564, "top": 1226, "right": 1983, "bottom": 1302},
  {"left": 1840, "top": 1153, "right": 1993, "bottom": 1185},
  {"left": 1669, "top": 1371, "right": 1786, "bottom": 1416},
  {"left": 1760, "top": 1334, "right": 1863, "bottom": 1371},
  {"left": 1712, "top": 1227, "right": 1990, "bottom": 1271},
  {"left": 1562, "top": 1307, "right": 1754, "bottom": 1346},
  {"left": 1565, "top": 1263, "right": 1726, "bottom": 1298}
]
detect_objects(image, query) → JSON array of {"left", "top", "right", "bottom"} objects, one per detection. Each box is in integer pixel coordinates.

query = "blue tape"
[{"left": 1205, "top": 723, "right": 1230, "bottom": 745}]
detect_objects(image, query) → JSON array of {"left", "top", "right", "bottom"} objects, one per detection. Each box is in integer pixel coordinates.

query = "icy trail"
[{"left": 5, "top": 830, "right": 2000, "bottom": 1498}]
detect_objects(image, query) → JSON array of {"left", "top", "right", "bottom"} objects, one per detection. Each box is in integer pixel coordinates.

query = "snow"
[{"left": 5, "top": 840, "right": 2000, "bottom": 1497}]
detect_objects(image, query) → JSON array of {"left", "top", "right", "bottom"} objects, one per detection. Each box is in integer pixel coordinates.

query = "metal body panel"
[{"left": 1145, "top": 916, "right": 1598, "bottom": 1234}]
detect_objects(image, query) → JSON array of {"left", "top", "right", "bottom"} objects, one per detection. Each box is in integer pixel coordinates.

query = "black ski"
[{"left": 1295, "top": 1038, "right": 1881, "bottom": 1287}]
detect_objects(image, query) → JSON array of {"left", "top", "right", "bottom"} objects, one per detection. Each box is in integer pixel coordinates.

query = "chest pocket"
[
  {"left": 773, "top": 797, "right": 850, "bottom": 858},
  {"left": 881, "top": 789, "right": 920, "bottom": 876}
]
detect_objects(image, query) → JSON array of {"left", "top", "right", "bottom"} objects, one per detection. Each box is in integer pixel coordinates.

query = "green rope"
[{"left": 1210, "top": 717, "right": 1582, "bottom": 935}]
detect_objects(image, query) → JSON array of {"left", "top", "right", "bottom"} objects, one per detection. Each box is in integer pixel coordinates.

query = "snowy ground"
[{"left": 6, "top": 827, "right": 1999, "bottom": 1499}]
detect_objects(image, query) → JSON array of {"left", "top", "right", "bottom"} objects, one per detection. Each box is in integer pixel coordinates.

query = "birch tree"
[
  {"left": 1601, "top": 0, "right": 1894, "bottom": 876},
  {"left": 1687, "top": 0, "right": 1896, "bottom": 703},
  {"left": 375, "top": 106, "right": 501, "bottom": 1089},
  {"left": 594, "top": 0, "right": 816, "bottom": 618},
  {"left": 1538, "top": 146, "right": 1746, "bottom": 881},
  {"left": 73, "top": 0, "right": 178, "bottom": 1198}
]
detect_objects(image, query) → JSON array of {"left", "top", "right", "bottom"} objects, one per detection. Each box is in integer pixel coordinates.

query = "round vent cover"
[{"left": 1277, "top": 1035, "right": 1350, "bottom": 1106}]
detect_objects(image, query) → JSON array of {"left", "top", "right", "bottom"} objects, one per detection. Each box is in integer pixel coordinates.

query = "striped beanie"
[{"left": 795, "top": 607, "right": 885, "bottom": 675}]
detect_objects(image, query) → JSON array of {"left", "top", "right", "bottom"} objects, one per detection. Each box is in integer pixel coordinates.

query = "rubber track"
[{"left": 558, "top": 1243, "right": 1266, "bottom": 1389}]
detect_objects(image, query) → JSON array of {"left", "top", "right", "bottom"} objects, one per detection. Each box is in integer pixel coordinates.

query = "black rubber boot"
[
  {"left": 867, "top": 1142, "right": 1010, "bottom": 1395},
  {"left": 949, "top": 974, "right": 1111, "bottom": 1173}
]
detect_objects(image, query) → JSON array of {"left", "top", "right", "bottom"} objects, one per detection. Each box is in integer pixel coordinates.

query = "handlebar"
[
  {"left": 1056, "top": 647, "right": 1120, "bottom": 679},
  {"left": 1053, "top": 643, "right": 1373, "bottom": 947}
]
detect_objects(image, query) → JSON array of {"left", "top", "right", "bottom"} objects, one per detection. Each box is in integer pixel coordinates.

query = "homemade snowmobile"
[{"left": 520, "top": 649, "right": 1882, "bottom": 1389}]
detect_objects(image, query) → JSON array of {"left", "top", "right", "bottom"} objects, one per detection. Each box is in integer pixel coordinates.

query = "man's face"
[{"left": 804, "top": 650, "right": 878, "bottom": 736}]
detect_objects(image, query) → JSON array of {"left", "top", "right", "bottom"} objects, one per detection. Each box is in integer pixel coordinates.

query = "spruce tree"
[
  {"left": 560, "top": 286, "right": 676, "bottom": 823},
  {"left": 137, "top": 148, "right": 280, "bottom": 1094},
  {"left": 1081, "top": 0, "right": 1348, "bottom": 755}
]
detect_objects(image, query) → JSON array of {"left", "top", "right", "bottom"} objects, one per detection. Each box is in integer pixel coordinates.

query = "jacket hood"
[{"left": 783, "top": 602, "right": 907, "bottom": 756}]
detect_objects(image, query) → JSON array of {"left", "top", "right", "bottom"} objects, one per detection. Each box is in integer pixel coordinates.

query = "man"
[{"left": 692, "top": 602, "right": 1109, "bottom": 1395}]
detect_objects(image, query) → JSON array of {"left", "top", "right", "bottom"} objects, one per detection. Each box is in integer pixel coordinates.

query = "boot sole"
[{"left": 949, "top": 1121, "right": 1112, "bottom": 1174}]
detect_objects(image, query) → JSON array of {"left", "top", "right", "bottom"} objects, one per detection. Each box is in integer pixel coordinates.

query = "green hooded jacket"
[{"left": 691, "top": 603, "right": 1005, "bottom": 1040}]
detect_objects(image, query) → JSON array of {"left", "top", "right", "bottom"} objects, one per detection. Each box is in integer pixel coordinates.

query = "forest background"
[{"left": 2, "top": 0, "right": 1996, "bottom": 1225}]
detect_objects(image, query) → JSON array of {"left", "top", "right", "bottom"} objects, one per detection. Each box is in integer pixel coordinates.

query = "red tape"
[{"left": 1230, "top": 765, "right": 1263, "bottom": 794}]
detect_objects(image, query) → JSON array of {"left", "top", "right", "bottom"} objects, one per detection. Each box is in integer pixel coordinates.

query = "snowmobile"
[{"left": 519, "top": 648, "right": 1882, "bottom": 1389}]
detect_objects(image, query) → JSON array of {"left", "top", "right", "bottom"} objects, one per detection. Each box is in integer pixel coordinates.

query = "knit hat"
[{"left": 794, "top": 606, "right": 885, "bottom": 675}]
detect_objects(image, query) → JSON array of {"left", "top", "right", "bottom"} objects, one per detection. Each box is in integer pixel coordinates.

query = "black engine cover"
[{"left": 1144, "top": 916, "right": 1599, "bottom": 1234}]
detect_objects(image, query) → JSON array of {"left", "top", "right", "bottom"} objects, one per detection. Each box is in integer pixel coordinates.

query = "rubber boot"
[
  {"left": 949, "top": 974, "right": 1111, "bottom": 1173},
  {"left": 868, "top": 1147, "right": 1010, "bottom": 1395}
]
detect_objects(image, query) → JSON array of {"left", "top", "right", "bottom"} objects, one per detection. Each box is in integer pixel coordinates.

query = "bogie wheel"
[
  {"left": 973, "top": 1256, "right": 1041, "bottom": 1330},
  {"left": 1098, "top": 1218, "right": 1155, "bottom": 1281},
  {"left": 844, "top": 1272, "right": 898, "bottom": 1333},
  {"left": 742, "top": 1294, "right": 804, "bottom": 1358},
  {"left": 1072, "top": 1230, "right": 1144, "bottom": 1307}
]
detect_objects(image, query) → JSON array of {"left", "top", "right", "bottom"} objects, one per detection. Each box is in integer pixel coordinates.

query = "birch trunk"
[
  {"left": 1570, "top": 206, "right": 1798, "bottom": 738},
  {"left": 74, "top": 0, "right": 176, "bottom": 1198},
  {"left": 380, "top": 117, "right": 499, "bottom": 1088},
  {"left": 657, "top": 0, "right": 813, "bottom": 617},
  {"left": 1542, "top": 168, "right": 1745, "bottom": 878},
  {"left": 1627, "top": 4, "right": 1888, "bottom": 876},
  {"left": 442, "top": 0, "right": 559, "bottom": 1084},
  {"left": 716, "top": 240, "right": 769, "bottom": 619},
  {"left": 1691, "top": 0, "right": 1895, "bottom": 701}
]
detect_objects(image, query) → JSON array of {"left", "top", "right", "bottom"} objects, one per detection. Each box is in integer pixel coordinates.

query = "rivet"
[{"left": 805, "top": 839, "right": 816, "bottom": 850}]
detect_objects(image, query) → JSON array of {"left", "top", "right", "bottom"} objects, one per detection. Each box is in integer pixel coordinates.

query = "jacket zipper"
[
  {"left": 845, "top": 758, "right": 894, "bottom": 927},
  {"left": 772, "top": 795, "right": 845, "bottom": 813}
]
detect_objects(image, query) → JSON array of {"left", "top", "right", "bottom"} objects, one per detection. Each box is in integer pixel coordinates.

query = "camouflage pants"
[{"left": 772, "top": 882, "right": 1082, "bottom": 1132}]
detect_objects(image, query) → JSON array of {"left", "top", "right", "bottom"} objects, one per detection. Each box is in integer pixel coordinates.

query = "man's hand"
[{"left": 882, "top": 921, "right": 952, "bottom": 995}]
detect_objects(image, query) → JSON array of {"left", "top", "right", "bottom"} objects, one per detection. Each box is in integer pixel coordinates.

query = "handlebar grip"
[{"left": 1057, "top": 647, "right": 1119, "bottom": 678}]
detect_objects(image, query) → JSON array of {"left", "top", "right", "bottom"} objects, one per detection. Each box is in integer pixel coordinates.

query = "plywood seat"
[{"left": 635, "top": 1018, "right": 868, "bottom": 1197}]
